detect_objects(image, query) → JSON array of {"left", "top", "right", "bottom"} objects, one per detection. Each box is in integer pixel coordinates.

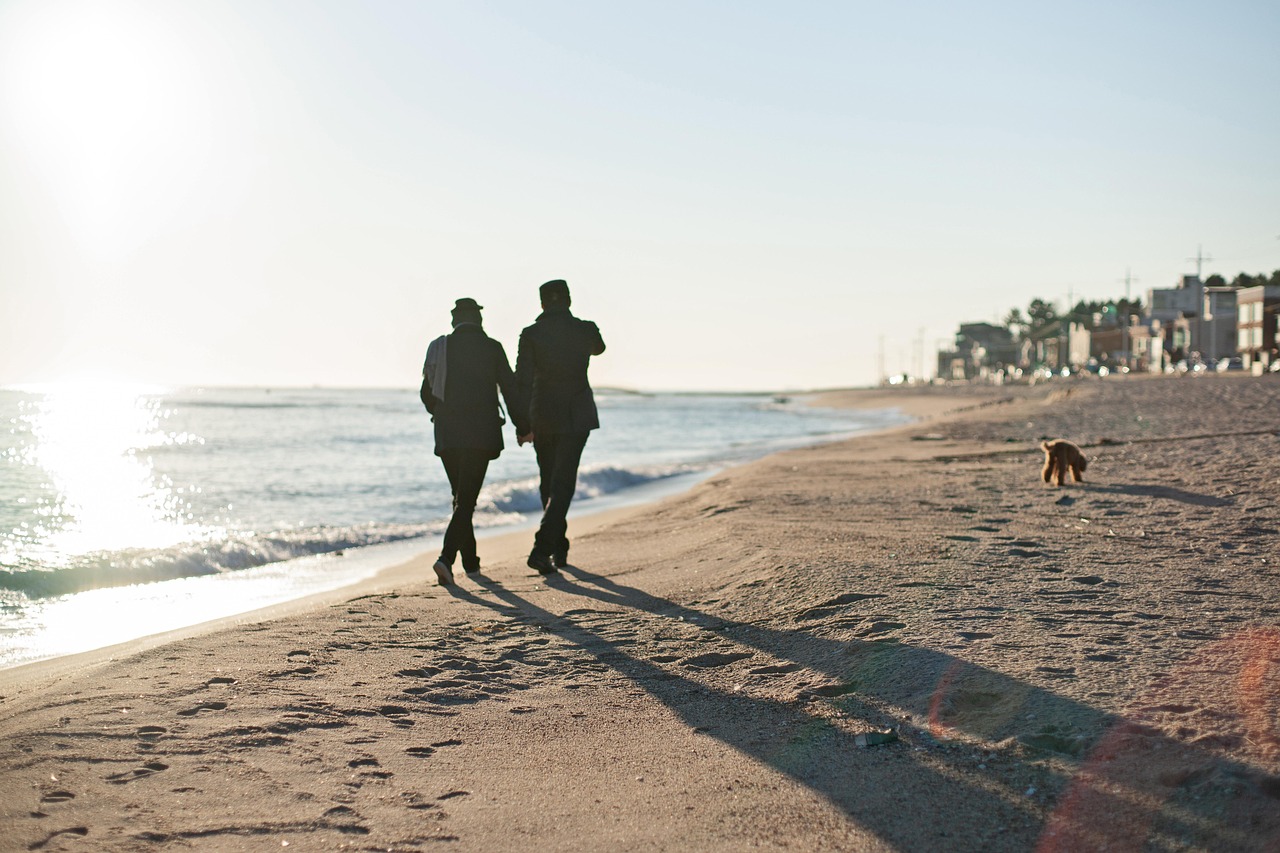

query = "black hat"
[
  {"left": 451, "top": 297, "right": 483, "bottom": 315},
  {"left": 539, "top": 279, "right": 570, "bottom": 302}
]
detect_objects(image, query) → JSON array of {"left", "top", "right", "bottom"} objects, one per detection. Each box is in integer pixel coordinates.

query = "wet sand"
[{"left": 2, "top": 374, "right": 1279, "bottom": 851}]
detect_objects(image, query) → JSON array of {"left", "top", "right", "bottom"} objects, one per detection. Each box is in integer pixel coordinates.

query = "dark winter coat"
[
  {"left": 420, "top": 324, "right": 525, "bottom": 459},
  {"left": 514, "top": 307, "right": 606, "bottom": 435}
]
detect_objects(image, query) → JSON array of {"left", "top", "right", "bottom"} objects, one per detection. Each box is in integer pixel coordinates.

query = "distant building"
[
  {"left": 1142, "top": 274, "right": 1238, "bottom": 364},
  {"left": 1026, "top": 319, "right": 1070, "bottom": 372},
  {"left": 1147, "top": 275, "right": 1204, "bottom": 325},
  {"left": 941, "top": 322, "right": 1018, "bottom": 381},
  {"left": 1237, "top": 285, "right": 1280, "bottom": 371},
  {"left": 1128, "top": 318, "right": 1165, "bottom": 373},
  {"left": 1200, "top": 286, "right": 1238, "bottom": 363}
]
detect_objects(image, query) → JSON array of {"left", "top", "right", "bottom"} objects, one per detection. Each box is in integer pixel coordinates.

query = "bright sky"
[{"left": 1, "top": 0, "right": 1277, "bottom": 391}]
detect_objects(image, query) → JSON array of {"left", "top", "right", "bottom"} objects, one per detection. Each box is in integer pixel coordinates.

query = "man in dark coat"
[
  {"left": 514, "top": 280, "right": 606, "bottom": 574},
  {"left": 421, "top": 298, "right": 526, "bottom": 586}
]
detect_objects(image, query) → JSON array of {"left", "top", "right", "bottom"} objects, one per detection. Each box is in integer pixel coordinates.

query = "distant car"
[{"left": 1217, "top": 357, "right": 1245, "bottom": 372}]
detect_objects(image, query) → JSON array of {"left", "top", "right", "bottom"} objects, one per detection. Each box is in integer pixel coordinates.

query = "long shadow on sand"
[
  {"left": 445, "top": 565, "right": 1280, "bottom": 851},
  {"left": 1086, "top": 483, "right": 1234, "bottom": 507}
]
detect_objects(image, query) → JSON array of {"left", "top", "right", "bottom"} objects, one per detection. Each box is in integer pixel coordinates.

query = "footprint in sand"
[
  {"left": 749, "top": 663, "right": 803, "bottom": 675},
  {"left": 348, "top": 757, "right": 391, "bottom": 779},
  {"left": 648, "top": 654, "right": 681, "bottom": 663},
  {"left": 106, "top": 762, "right": 169, "bottom": 784},
  {"left": 32, "top": 827, "right": 89, "bottom": 847},
  {"left": 1143, "top": 703, "right": 1198, "bottom": 714},
  {"left": 376, "top": 706, "right": 413, "bottom": 726},
  {"left": 856, "top": 621, "right": 906, "bottom": 638},
  {"left": 271, "top": 666, "right": 317, "bottom": 678},
  {"left": 809, "top": 592, "right": 886, "bottom": 610},
  {"left": 177, "top": 701, "right": 227, "bottom": 717},
  {"left": 681, "top": 652, "right": 752, "bottom": 668},
  {"left": 39, "top": 791, "right": 76, "bottom": 804},
  {"left": 205, "top": 676, "right": 236, "bottom": 686},
  {"left": 287, "top": 650, "right": 311, "bottom": 659},
  {"left": 137, "top": 726, "right": 167, "bottom": 741},
  {"left": 406, "top": 740, "right": 461, "bottom": 758}
]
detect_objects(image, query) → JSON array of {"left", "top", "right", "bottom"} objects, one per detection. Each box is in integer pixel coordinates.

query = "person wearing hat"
[
  {"left": 514, "top": 279, "right": 606, "bottom": 574},
  {"left": 420, "top": 297, "right": 527, "bottom": 585}
]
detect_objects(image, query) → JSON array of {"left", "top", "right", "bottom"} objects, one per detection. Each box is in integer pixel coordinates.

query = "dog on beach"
[{"left": 1041, "top": 439, "right": 1087, "bottom": 486}]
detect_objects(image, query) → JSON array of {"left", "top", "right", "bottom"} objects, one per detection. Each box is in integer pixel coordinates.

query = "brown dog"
[{"left": 1041, "top": 439, "right": 1087, "bottom": 486}]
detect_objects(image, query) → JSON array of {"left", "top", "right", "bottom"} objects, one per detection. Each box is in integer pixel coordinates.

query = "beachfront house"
[
  {"left": 1200, "top": 286, "right": 1238, "bottom": 364},
  {"left": 1237, "top": 284, "right": 1280, "bottom": 372},
  {"left": 1141, "top": 274, "right": 1244, "bottom": 366},
  {"left": 1147, "top": 275, "right": 1204, "bottom": 325},
  {"left": 947, "top": 322, "right": 1019, "bottom": 381},
  {"left": 1066, "top": 307, "right": 1130, "bottom": 371},
  {"left": 1146, "top": 275, "right": 1203, "bottom": 364},
  {"left": 1128, "top": 318, "right": 1166, "bottom": 373},
  {"left": 1025, "top": 319, "right": 1071, "bottom": 373}
]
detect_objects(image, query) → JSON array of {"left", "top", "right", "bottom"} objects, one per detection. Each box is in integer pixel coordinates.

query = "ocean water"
[{"left": 0, "top": 386, "right": 909, "bottom": 668}]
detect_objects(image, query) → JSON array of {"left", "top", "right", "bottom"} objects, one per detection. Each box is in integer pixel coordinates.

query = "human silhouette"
[
  {"left": 514, "top": 280, "right": 606, "bottom": 574},
  {"left": 420, "top": 297, "right": 527, "bottom": 585}
]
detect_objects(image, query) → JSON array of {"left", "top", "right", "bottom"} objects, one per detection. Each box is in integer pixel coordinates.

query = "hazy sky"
[{"left": 2, "top": 0, "right": 1277, "bottom": 391}]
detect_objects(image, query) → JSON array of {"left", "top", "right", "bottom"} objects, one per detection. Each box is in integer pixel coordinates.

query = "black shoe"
[
  {"left": 433, "top": 559, "right": 455, "bottom": 586},
  {"left": 527, "top": 552, "right": 557, "bottom": 575},
  {"left": 552, "top": 551, "right": 569, "bottom": 569}
]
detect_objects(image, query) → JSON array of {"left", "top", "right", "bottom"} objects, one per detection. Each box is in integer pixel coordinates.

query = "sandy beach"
[{"left": 2, "top": 374, "right": 1279, "bottom": 851}]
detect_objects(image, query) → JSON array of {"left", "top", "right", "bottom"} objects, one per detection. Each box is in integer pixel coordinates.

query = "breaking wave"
[
  {"left": 0, "top": 463, "right": 699, "bottom": 599},
  {"left": 0, "top": 522, "right": 441, "bottom": 599}
]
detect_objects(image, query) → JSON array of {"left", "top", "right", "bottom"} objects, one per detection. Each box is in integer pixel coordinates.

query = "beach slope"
[{"left": 2, "top": 376, "right": 1279, "bottom": 851}]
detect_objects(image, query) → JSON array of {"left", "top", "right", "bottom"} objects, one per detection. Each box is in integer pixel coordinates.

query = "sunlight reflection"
[{"left": 20, "top": 382, "right": 210, "bottom": 563}]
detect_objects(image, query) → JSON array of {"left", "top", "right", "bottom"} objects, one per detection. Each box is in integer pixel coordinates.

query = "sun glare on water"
[{"left": 15, "top": 381, "right": 210, "bottom": 563}]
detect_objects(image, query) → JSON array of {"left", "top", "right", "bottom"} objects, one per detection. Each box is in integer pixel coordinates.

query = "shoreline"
[
  {"left": 4, "top": 375, "right": 1277, "bottom": 850},
  {"left": 0, "top": 390, "right": 939, "bottom": 680}
]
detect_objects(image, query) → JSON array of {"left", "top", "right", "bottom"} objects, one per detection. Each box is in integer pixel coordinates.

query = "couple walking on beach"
[{"left": 419, "top": 279, "right": 606, "bottom": 586}]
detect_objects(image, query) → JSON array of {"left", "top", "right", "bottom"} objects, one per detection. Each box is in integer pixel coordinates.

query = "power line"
[{"left": 1186, "top": 244, "right": 1214, "bottom": 278}]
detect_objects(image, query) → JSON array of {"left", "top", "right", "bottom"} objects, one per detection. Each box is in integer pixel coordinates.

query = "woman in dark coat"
[{"left": 420, "top": 298, "right": 526, "bottom": 585}]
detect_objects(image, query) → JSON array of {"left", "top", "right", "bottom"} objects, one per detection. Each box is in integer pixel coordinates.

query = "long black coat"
[
  {"left": 420, "top": 324, "right": 525, "bottom": 459},
  {"left": 514, "top": 307, "right": 606, "bottom": 435}
]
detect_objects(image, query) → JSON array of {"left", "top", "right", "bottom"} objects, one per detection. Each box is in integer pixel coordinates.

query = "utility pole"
[
  {"left": 1119, "top": 268, "right": 1138, "bottom": 372},
  {"left": 913, "top": 326, "right": 924, "bottom": 383},
  {"left": 1187, "top": 245, "right": 1213, "bottom": 279}
]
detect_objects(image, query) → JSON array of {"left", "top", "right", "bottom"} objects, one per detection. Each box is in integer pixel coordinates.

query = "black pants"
[
  {"left": 439, "top": 449, "right": 490, "bottom": 570},
  {"left": 532, "top": 431, "right": 589, "bottom": 560}
]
